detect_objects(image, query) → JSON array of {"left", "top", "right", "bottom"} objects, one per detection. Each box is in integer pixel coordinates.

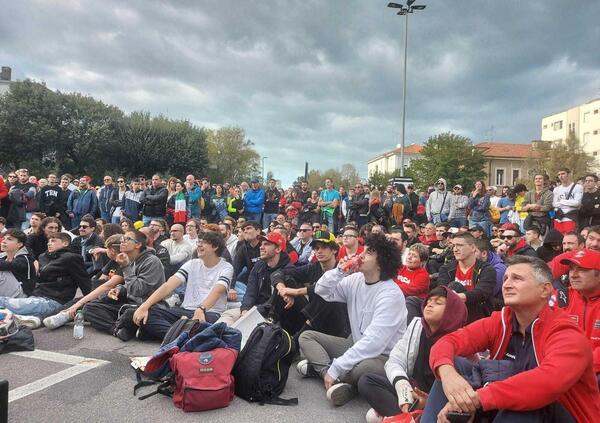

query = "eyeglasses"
[
  {"left": 8, "top": 175, "right": 16, "bottom": 178},
  {"left": 120, "top": 236, "right": 140, "bottom": 244},
  {"left": 342, "top": 234, "right": 357, "bottom": 238},
  {"left": 117, "top": 180, "right": 125, "bottom": 183},
  {"left": 104, "top": 178, "right": 111, "bottom": 181},
  {"left": 500, "top": 235, "right": 515, "bottom": 240},
  {"left": 79, "top": 225, "right": 90, "bottom": 229},
  {"left": 298, "top": 228, "right": 312, "bottom": 232}
]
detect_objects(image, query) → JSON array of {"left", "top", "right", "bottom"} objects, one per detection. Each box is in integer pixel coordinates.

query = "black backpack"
[{"left": 232, "top": 322, "right": 298, "bottom": 405}]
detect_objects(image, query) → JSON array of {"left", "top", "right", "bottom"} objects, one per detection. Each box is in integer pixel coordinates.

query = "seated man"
[
  {"left": 559, "top": 249, "right": 600, "bottom": 384},
  {"left": 160, "top": 223, "right": 194, "bottom": 278},
  {"left": 298, "top": 233, "right": 406, "bottom": 407},
  {"left": 0, "top": 233, "right": 90, "bottom": 328},
  {"left": 424, "top": 256, "right": 600, "bottom": 423},
  {"left": 358, "top": 286, "right": 468, "bottom": 422},
  {"left": 272, "top": 230, "right": 350, "bottom": 338},
  {"left": 70, "top": 215, "right": 103, "bottom": 274},
  {"left": 218, "top": 232, "right": 304, "bottom": 335},
  {"left": 47, "top": 230, "right": 165, "bottom": 335},
  {"left": 131, "top": 231, "right": 232, "bottom": 340},
  {"left": 437, "top": 232, "right": 497, "bottom": 323},
  {"left": 497, "top": 224, "right": 537, "bottom": 258},
  {"left": 289, "top": 222, "right": 314, "bottom": 265},
  {"left": 394, "top": 243, "right": 430, "bottom": 300},
  {"left": 473, "top": 238, "right": 507, "bottom": 302},
  {"left": 336, "top": 225, "right": 363, "bottom": 261},
  {"left": 548, "top": 225, "right": 600, "bottom": 279},
  {"left": 0, "top": 229, "right": 36, "bottom": 297}
]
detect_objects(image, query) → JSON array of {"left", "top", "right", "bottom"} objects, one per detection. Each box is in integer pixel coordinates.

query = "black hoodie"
[
  {"left": 0, "top": 247, "right": 37, "bottom": 296},
  {"left": 241, "top": 252, "right": 292, "bottom": 311},
  {"left": 34, "top": 248, "right": 92, "bottom": 304}
]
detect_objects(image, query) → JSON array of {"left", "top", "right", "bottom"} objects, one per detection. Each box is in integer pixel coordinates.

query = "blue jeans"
[
  {"left": 263, "top": 213, "right": 277, "bottom": 230},
  {"left": 0, "top": 296, "right": 63, "bottom": 318},
  {"left": 245, "top": 212, "right": 262, "bottom": 225},
  {"left": 421, "top": 357, "right": 574, "bottom": 423},
  {"left": 234, "top": 282, "right": 247, "bottom": 301},
  {"left": 449, "top": 217, "right": 467, "bottom": 228},
  {"left": 100, "top": 211, "right": 111, "bottom": 222},
  {"left": 322, "top": 213, "right": 335, "bottom": 233},
  {"left": 469, "top": 219, "right": 492, "bottom": 238}
]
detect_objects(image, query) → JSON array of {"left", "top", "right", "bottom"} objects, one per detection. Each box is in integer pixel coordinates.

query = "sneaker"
[
  {"left": 326, "top": 382, "right": 356, "bottom": 406},
  {"left": 365, "top": 408, "right": 384, "bottom": 423},
  {"left": 296, "top": 359, "right": 313, "bottom": 377},
  {"left": 15, "top": 315, "right": 42, "bottom": 329},
  {"left": 115, "top": 325, "right": 137, "bottom": 342},
  {"left": 43, "top": 311, "right": 72, "bottom": 330}
]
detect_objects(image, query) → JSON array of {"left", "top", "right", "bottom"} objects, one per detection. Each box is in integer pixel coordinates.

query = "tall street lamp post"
[{"left": 387, "top": 1, "right": 426, "bottom": 176}]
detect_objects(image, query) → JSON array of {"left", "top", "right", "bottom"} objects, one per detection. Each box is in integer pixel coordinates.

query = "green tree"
[
  {"left": 525, "top": 134, "right": 593, "bottom": 180},
  {"left": 205, "top": 127, "right": 260, "bottom": 183},
  {"left": 0, "top": 80, "right": 62, "bottom": 174},
  {"left": 298, "top": 164, "right": 360, "bottom": 190},
  {"left": 407, "top": 132, "right": 487, "bottom": 190}
]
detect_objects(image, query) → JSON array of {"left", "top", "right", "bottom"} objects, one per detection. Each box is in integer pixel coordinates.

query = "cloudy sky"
[{"left": 2, "top": 1, "right": 599, "bottom": 185}]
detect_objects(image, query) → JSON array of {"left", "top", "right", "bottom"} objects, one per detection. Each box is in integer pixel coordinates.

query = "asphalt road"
[{"left": 4, "top": 324, "right": 370, "bottom": 423}]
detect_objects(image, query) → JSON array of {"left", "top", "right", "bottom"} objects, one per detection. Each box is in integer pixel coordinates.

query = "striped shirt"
[{"left": 175, "top": 258, "right": 233, "bottom": 313}]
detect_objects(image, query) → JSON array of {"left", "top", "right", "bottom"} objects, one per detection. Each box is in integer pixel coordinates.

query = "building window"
[
  {"left": 594, "top": 109, "right": 598, "bottom": 114},
  {"left": 512, "top": 169, "right": 520, "bottom": 184},
  {"left": 553, "top": 121, "right": 562, "bottom": 130},
  {"left": 583, "top": 112, "right": 591, "bottom": 123},
  {"left": 543, "top": 124, "right": 548, "bottom": 129},
  {"left": 594, "top": 130, "right": 598, "bottom": 135},
  {"left": 496, "top": 169, "right": 505, "bottom": 186},
  {"left": 583, "top": 132, "right": 590, "bottom": 144}
]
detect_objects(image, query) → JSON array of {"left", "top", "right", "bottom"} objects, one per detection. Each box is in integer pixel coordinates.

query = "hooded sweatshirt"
[
  {"left": 426, "top": 178, "right": 452, "bottom": 221},
  {"left": 0, "top": 247, "right": 36, "bottom": 296},
  {"left": 535, "top": 229, "right": 563, "bottom": 263},
  {"left": 385, "top": 286, "right": 467, "bottom": 392},
  {"left": 241, "top": 252, "right": 292, "bottom": 311},
  {"left": 121, "top": 248, "right": 166, "bottom": 304}
]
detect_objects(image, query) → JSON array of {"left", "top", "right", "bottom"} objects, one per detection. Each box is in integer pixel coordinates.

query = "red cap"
[
  {"left": 500, "top": 223, "right": 519, "bottom": 232},
  {"left": 559, "top": 249, "right": 600, "bottom": 271},
  {"left": 260, "top": 232, "right": 286, "bottom": 251}
]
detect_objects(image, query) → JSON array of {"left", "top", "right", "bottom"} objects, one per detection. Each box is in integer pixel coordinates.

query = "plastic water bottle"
[{"left": 73, "top": 311, "right": 84, "bottom": 339}]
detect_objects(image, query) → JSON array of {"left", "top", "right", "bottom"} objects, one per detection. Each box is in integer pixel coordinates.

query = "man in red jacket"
[
  {"left": 424, "top": 255, "right": 599, "bottom": 423},
  {"left": 549, "top": 225, "right": 600, "bottom": 279},
  {"left": 560, "top": 249, "right": 600, "bottom": 384}
]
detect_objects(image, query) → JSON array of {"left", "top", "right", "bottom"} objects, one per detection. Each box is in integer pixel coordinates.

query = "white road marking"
[{"left": 8, "top": 350, "right": 110, "bottom": 403}]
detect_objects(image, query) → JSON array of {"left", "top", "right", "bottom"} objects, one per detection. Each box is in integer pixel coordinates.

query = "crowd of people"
[{"left": 0, "top": 166, "right": 600, "bottom": 422}]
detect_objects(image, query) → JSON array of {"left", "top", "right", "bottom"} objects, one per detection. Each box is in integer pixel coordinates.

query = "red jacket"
[
  {"left": 548, "top": 250, "right": 572, "bottom": 279},
  {"left": 394, "top": 265, "right": 430, "bottom": 299},
  {"left": 0, "top": 176, "right": 8, "bottom": 203},
  {"left": 564, "top": 287, "right": 600, "bottom": 374},
  {"left": 430, "top": 305, "right": 600, "bottom": 422}
]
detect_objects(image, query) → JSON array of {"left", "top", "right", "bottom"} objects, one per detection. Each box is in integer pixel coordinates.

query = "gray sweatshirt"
[
  {"left": 122, "top": 249, "right": 166, "bottom": 304},
  {"left": 315, "top": 268, "right": 407, "bottom": 380},
  {"left": 426, "top": 178, "right": 453, "bottom": 220}
]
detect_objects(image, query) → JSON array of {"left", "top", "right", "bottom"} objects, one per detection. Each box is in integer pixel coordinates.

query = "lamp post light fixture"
[{"left": 387, "top": 1, "right": 426, "bottom": 176}]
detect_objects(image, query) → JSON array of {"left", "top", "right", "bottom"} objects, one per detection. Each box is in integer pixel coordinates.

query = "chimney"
[{"left": 1, "top": 67, "right": 11, "bottom": 81}]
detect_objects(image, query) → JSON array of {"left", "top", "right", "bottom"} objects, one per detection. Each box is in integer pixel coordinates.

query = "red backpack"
[{"left": 170, "top": 348, "right": 237, "bottom": 412}]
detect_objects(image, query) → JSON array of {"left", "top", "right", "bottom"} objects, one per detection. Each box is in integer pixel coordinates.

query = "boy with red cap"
[{"left": 559, "top": 249, "right": 600, "bottom": 383}]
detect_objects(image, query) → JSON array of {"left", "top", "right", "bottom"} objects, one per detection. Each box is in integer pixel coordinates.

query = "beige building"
[
  {"left": 0, "top": 66, "right": 13, "bottom": 96},
  {"left": 368, "top": 141, "right": 537, "bottom": 187},
  {"left": 541, "top": 98, "right": 600, "bottom": 170},
  {"left": 367, "top": 143, "right": 423, "bottom": 177}
]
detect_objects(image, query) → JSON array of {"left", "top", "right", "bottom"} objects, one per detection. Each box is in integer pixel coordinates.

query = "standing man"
[
  {"left": 552, "top": 167, "right": 583, "bottom": 235},
  {"left": 243, "top": 178, "right": 265, "bottom": 224},
  {"left": 122, "top": 178, "right": 143, "bottom": 222},
  {"left": 184, "top": 175, "right": 202, "bottom": 219},
  {"left": 98, "top": 176, "right": 117, "bottom": 222},
  {"left": 12, "top": 169, "right": 37, "bottom": 231},
  {"left": 38, "top": 174, "right": 62, "bottom": 220},
  {"left": 263, "top": 178, "right": 281, "bottom": 230},
  {"left": 140, "top": 174, "right": 168, "bottom": 225},
  {"left": 57, "top": 175, "right": 72, "bottom": 229},
  {"left": 319, "top": 178, "right": 341, "bottom": 234},
  {"left": 580, "top": 174, "right": 600, "bottom": 229},
  {"left": 66, "top": 177, "right": 98, "bottom": 230},
  {"left": 426, "top": 178, "right": 452, "bottom": 224}
]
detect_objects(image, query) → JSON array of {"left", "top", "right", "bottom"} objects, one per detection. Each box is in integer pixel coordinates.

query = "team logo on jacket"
[
  {"left": 594, "top": 320, "right": 600, "bottom": 329},
  {"left": 199, "top": 352, "right": 214, "bottom": 365}
]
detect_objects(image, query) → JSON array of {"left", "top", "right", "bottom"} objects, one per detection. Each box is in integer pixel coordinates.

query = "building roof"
[
  {"left": 368, "top": 143, "right": 423, "bottom": 163},
  {"left": 476, "top": 142, "right": 536, "bottom": 158}
]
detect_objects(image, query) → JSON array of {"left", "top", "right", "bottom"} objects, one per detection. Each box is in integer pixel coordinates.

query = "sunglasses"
[
  {"left": 500, "top": 235, "right": 515, "bottom": 240},
  {"left": 120, "top": 236, "right": 140, "bottom": 244},
  {"left": 79, "top": 225, "right": 90, "bottom": 229},
  {"left": 8, "top": 175, "right": 16, "bottom": 178},
  {"left": 298, "top": 228, "right": 312, "bottom": 232},
  {"left": 117, "top": 180, "right": 125, "bottom": 183}
]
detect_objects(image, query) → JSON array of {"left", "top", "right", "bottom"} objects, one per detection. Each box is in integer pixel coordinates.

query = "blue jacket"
[
  {"left": 244, "top": 188, "right": 265, "bottom": 214},
  {"left": 98, "top": 185, "right": 117, "bottom": 214},
  {"left": 187, "top": 186, "right": 202, "bottom": 218},
  {"left": 67, "top": 189, "right": 98, "bottom": 217}
]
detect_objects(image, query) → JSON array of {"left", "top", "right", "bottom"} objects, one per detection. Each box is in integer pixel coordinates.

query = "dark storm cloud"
[{"left": 1, "top": 0, "right": 598, "bottom": 184}]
